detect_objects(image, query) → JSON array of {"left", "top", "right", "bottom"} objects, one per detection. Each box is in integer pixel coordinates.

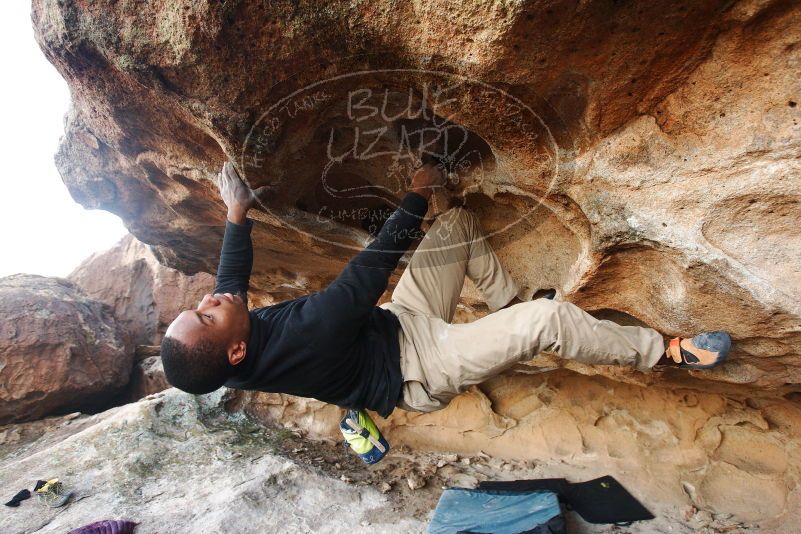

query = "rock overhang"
[{"left": 31, "top": 0, "right": 801, "bottom": 394}]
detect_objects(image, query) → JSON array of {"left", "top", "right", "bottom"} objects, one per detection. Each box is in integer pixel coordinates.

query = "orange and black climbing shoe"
[{"left": 666, "top": 332, "right": 731, "bottom": 369}]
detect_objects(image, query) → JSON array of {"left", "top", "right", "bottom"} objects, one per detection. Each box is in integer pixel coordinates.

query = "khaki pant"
[{"left": 382, "top": 207, "right": 665, "bottom": 413}]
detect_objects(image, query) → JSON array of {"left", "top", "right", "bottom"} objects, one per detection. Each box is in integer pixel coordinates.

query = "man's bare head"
[{"left": 161, "top": 292, "right": 251, "bottom": 394}]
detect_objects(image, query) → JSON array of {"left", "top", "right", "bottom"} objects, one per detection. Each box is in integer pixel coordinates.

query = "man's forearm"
[
  {"left": 214, "top": 218, "right": 254, "bottom": 299},
  {"left": 352, "top": 191, "right": 428, "bottom": 270},
  {"left": 307, "top": 191, "right": 428, "bottom": 321}
]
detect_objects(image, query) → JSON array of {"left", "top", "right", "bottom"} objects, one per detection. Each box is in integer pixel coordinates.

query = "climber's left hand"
[{"left": 216, "top": 162, "right": 267, "bottom": 224}]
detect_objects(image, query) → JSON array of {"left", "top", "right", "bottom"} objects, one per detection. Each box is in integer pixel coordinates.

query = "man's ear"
[{"left": 228, "top": 340, "right": 247, "bottom": 366}]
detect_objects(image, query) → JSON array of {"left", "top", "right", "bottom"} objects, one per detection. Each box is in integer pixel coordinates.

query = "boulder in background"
[
  {"left": 68, "top": 234, "right": 214, "bottom": 350},
  {"left": 0, "top": 274, "right": 130, "bottom": 424}
]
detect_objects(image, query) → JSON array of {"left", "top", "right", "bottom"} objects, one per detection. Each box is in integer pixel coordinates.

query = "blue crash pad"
[{"left": 428, "top": 488, "right": 562, "bottom": 534}]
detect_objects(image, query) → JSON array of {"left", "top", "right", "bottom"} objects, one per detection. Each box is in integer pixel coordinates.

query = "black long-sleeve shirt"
[{"left": 221, "top": 192, "right": 428, "bottom": 417}]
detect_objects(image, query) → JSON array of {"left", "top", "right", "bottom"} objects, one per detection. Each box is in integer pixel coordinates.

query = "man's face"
[{"left": 166, "top": 293, "right": 250, "bottom": 362}]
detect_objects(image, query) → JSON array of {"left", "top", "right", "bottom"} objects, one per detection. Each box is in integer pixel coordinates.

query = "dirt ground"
[{"left": 267, "top": 419, "right": 756, "bottom": 533}]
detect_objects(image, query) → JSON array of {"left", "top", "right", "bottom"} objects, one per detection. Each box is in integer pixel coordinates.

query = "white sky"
[{"left": 0, "top": 3, "right": 127, "bottom": 278}]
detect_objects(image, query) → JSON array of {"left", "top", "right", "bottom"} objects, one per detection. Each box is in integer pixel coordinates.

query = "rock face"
[
  {"left": 32, "top": 0, "right": 801, "bottom": 394},
  {"left": 68, "top": 234, "right": 215, "bottom": 350},
  {"left": 0, "top": 389, "right": 426, "bottom": 534},
  {"left": 26, "top": 0, "right": 801, "bottom": 527},
  {"left": 234, "top": 370, "right": 801, "bottom": 527},
  {"left": 0, "top": 275, "right": 129, "bottom": 425},
  {"left": 127, "top": 355, "right": 170, "bottom": 401},
  {"left": 68, "top": 235, "right": 213, "bottom": 402},
  {"left": 3, "top": 386, "right": 792, "bottom": 533}
]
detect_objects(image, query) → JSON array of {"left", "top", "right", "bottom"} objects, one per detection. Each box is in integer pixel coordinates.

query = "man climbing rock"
[{"left": 162, "top": 161, "right": 731, "bottom": 416}]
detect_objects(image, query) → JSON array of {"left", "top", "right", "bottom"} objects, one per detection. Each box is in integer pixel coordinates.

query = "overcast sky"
[{"left": 0, "top": 3, "right": 127, "bottom": 278}]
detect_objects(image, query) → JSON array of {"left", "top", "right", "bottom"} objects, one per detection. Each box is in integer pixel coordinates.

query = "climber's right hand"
[
  {"left": 410, "top": 163, "right": 446, "bottom": 200},
  {"left": 216, "top": 162, "right": 267, "bottom": 225}
]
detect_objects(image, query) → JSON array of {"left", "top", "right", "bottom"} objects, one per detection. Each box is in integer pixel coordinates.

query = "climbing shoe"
[
  {"left": 339, "top": 409, "right": 389, "bottom": 465},
  {"left": 34, "top": 479, "right": 72, "bottom": 508},
  {"left": 667, "top": 331, "right": 731, "bottom": 369}
]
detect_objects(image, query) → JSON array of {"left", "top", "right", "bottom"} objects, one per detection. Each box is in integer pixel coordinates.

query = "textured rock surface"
[
  {"left": 0, "top": 389, "right": 426, "bottom": 534},
  {"left": 0, "top": 275, "right": 129, "bottom": 425},
  {"left": 3, "top": 386, "right": 793, "bottom": 533},
  {"left": 68, "top": 234, "right": 214, "bottom": 350},
  {"left": 127, "top": 355, "right": 170, "bottom": 401},
  {"left": 234, "top": 370, "right": 801, "bottom": 528},
  {"left": 25, "top": 1, "right": 801, "bottom": 529},
  {"left": 32, "top": 0, "right": 801, "bottom": 394}
]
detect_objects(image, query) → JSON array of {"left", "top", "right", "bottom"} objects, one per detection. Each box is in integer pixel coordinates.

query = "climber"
[{"left": 161, "top": 161, "right": 731, "bottom": 416}]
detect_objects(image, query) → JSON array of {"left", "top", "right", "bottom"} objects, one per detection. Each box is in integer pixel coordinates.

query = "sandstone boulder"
[
  {"left": 20, "top": 2, "right": 801, "bottom": 527},
  {"left": 32, "top": 0, "right": 801, "bottom": 396},
  {"left": 0, "top": 275, "right": 129, "bottom": 424},
  {"left": 68, "top": 234, "right": 214, "bottom": 350}
]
